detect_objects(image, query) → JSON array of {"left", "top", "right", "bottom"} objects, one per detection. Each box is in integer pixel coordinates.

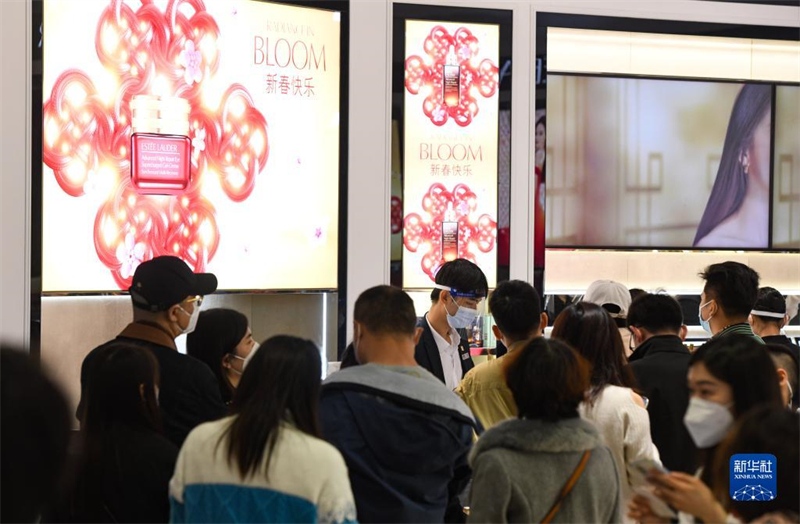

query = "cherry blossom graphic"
[
  {"left": 43, "top": 0, "right": 269, "bottom": 289},
  {"left": 403, "top": 182, "right": 497, "bottom": 281},
  {"left": 179, "top": 40, "right": 203, "bottom": 85},
  {"left": 405, "top": 26, "right": 499, "bottom": 127},
  {"left": 116, "top": 232, "right": 146, "bottom": 279},
  {"left": 191, "top": 127, "right": 206, "bottom": 162}
]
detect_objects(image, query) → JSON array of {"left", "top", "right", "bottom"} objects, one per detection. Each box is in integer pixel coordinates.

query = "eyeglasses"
[{"left": 185, "top": 295, "right": 204, "bottom": 308}]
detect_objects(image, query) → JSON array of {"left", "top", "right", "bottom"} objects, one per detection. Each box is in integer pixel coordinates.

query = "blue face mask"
[{"left": 698, "top": 300, "right": 715, "bottom": 334}]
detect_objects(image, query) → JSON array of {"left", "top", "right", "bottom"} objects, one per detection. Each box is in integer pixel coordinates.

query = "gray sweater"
[{"left": 468, "top": 417, "right": 621, "bottom": 523}]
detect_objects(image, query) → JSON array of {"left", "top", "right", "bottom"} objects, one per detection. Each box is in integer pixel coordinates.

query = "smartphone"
[
  {"left": 630, "top": 458, "right": 669, "bottom": 480},
  {"left": 632, "top": 485, "right": 678, "bottom": 519}
]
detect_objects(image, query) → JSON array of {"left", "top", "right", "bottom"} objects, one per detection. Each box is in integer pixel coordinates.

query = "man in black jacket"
[
  {"left": 415, "top": 258, "right": 488, "bottom": 390},
  {"left": 626, "top": 293, "right": 696, "bottom": 473},
  {"left": 77, "top": 256, "right": 226, "bottom": 446},
  {"left": 750, "top": 286, "right": 800, "bottom": 362}
]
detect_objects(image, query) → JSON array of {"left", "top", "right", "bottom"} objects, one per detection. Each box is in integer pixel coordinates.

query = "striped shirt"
[{"left": 714, "top": 323, "right": 764, "bottom": 344}]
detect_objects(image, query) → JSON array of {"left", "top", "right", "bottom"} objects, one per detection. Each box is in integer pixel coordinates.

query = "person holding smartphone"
[{"left": 628, "top": 335, "right": 784, "bottom": 523}]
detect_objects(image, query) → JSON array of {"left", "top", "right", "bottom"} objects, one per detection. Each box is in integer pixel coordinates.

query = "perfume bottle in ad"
[
  {"left": 442, "top": 45, "right": 460, "bottom": 108},
  {"left": 130, "top": 95, "right": 192, "bottom": 195},
  {"left": 442, "top": 202, "right": 459, "bottom": 262}
]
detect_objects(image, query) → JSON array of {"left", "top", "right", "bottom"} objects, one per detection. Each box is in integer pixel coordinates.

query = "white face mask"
[
  {"left": 177, "top": 304, "right": 201, "bottom": 335},
  {"left": 683, "top": 397, "right": 734, "bottom": 448},
  {"left": 230, "top": 342, "right": 260, "bottom": 375},
  {"left": 446, "top": 296, "right": 479, "bottom": 329}
]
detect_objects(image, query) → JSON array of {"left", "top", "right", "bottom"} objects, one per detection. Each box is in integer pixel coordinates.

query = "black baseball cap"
[{"left": 129, "top": 256, "right": 218, "bottom": 312}]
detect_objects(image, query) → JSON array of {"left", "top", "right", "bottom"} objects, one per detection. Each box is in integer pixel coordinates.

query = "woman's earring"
[{"left": 740, "top": 154, "right": 750, "bottom": 174}]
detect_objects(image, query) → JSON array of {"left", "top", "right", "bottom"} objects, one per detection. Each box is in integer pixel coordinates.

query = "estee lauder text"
[{"left": 140, "top": 142, "right": 179, "bottom": 153}]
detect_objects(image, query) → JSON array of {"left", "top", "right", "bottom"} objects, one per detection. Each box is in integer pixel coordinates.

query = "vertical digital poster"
[
  {"left": 402, "top": 20, "right": 500, "bottom": 288},
  {"left": 42, "top": 0, "right": 341, "bottom": 292}
]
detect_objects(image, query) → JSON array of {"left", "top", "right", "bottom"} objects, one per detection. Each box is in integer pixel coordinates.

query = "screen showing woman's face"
[
  {"left": 748, "top": 111, "right": 772, "bottom": 192},
  {"left": 535, "top": 123, "right": 546, "bottom": 152}
]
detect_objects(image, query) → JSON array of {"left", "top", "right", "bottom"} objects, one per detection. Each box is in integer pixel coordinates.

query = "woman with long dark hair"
[
  {"left": 187, "top": 308, "right": 257, "bottom": 404},
  {"left": 64, "top": 342, "right": 177, "bottom": 522},
  {"left": 170, "top": 335, "right": 356, "bottom": 523},
  {"left": 551, "top": 302, "right": 660, "bottom": 524},
  {"left": 693, "top": 84, "right": 772, "bottom": 248}
]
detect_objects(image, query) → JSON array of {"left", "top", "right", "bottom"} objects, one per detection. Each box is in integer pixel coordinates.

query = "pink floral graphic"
[
  {"left": 403, "top": 182, "right": 497, "bottom": 281},
  {"left": 43, "top": 0, "right": 269, "bottom": 289},
  {"left": 405, "top": 26, "right": 499, "bottom": 127}
]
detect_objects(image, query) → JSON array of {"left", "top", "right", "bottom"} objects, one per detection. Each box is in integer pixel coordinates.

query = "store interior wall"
[
  {"left": 41, "top": 293, "right": 336, "bottom": 427},
  {"left": 1, "top": 0, "right": 31, "bottom": 348}
]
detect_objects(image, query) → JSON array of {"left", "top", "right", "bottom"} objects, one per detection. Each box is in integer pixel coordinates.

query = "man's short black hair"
[
  {"left": 430, "top": 258, "right": 489, "bottom": 302},
  {"left": 699, "top": 261, "right": 760, "bottom": 318},
  {"left": 354, "top": 285, "right": 417, "bottom": 336},
  {"left": 488, "top": 280, "right": 542, "bottom": 341},
  {"left": 627, "top": 293, "right": 684, "bottom": 334},
  {"left": 752, "top": 287, "right": 787, "bottom": 325},
  {"left": 765, "top": 343, "right": 798, "bottom": 404}
]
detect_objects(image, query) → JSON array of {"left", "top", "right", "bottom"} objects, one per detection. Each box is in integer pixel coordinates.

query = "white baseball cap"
[{"left": 582, "top": 280, "right": 631, "bottom": 319}]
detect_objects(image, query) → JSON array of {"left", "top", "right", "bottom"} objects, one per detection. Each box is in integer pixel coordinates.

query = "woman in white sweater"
[
  {"left": 170, "top": 335, "right": 357, "bottom": 524},
  {"left": 552, "top": 302, "right": 661, "bottom": 523}
]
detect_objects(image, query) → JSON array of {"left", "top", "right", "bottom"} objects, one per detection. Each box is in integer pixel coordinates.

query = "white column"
[
  {"left": 345, "top": 0, "right": 393, "bottom": 343},
  {"left": 509, "top": 3, "right": 534, "bottom": 282},
  {"left": 0, "top": 0, "right": 32, "bottom": 348}
]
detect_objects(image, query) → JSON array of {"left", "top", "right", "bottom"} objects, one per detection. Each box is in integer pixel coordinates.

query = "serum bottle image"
[
  {"left": 442, "top": 45, "right": 460, "bottom": 108},
  {"left": 441, "top": 202, "right": 459, "bottom": 262},
  {"left": 130, "top": 95, "right": 192, "bottom": 195}
]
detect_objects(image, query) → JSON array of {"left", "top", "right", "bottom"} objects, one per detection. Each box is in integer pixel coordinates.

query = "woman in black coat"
[{"left": 62, "top": 342, "right": 177, "bottom": 523}]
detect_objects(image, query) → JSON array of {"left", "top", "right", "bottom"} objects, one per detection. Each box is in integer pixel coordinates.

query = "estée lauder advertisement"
[
  {"left": 402, "top": 20, "right": 499, "bottom": 288},
  {"left": 43, "top": 0, "right": 340, "bottom": 292}
]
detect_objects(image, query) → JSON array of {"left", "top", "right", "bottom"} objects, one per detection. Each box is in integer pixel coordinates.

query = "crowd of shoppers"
[{"left": 2, "top": 257, "right": 798, "bottom": 523}]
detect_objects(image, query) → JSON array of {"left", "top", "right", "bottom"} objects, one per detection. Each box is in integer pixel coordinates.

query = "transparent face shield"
[{"left": 432, "top": 283, "right": 491, "bottom": 348}]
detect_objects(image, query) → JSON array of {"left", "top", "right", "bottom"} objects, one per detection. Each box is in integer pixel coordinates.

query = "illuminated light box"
[
  {"left": 42, "top": 0, "right": 341, "bottom": 292},
  {"left": 402, "top": 19, "right": 500, "bottom": 288}
]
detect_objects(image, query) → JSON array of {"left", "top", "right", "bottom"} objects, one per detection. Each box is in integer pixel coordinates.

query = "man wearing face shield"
[
  {"left": 77, "top": 256, "right": 226, "bottom": 446},
  {"left": 414, "top": 259, "right": 489, "bottom": 390}
]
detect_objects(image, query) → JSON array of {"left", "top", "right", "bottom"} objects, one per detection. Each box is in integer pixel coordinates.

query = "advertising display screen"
[
  {"left": 402, "top": 19, "right": 500, "bottom": 287},
  {"left": 545, "top": 75, "right": 775, "bottom": 250},
  {"left": 773, "top": 85, "right": 800, "bottom": 250},
  {"left": 42, "top": 0, "right": 341, "bottom": 292}
]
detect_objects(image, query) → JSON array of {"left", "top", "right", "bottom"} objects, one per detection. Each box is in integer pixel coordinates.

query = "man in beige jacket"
[{"left": 455, "top": 280, "right": 547, "bottom": 430}]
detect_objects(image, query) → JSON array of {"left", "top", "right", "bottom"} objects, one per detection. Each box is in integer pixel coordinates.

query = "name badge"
[{"left": 461, "top": 352, "right": 470, "bottom": 361}]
